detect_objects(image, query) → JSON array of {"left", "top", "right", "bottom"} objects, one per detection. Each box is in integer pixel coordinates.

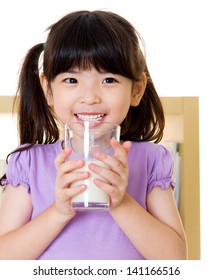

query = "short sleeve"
[
  {"left": 147, "top": 145, "right": 175, "bottom": 193},
  {"left": 1, "top": 149, "right": 31, "bottom": 193}
]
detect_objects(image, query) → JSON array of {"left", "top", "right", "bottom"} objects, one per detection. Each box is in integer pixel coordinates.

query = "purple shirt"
[{"left": 3, "top": 141, "right": 175, "bottom": 260}]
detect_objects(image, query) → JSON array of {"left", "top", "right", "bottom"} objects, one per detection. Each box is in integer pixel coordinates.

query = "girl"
[{"left": 0, "top": 10, "right": 187, "bottom": 260}]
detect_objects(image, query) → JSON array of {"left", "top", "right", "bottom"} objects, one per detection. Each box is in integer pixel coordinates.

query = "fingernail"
[
  {"left": 93, "top": 150, "right": 101, "bottom": 157},
  {"left": 83, "top": 172, "right": 89, "bottom": 178},
  {"left": 112, "top": 137, "right": 117, "bottom": 143},
  {"left": 88, "top": 163, "right": 95, "bottom": 170}
]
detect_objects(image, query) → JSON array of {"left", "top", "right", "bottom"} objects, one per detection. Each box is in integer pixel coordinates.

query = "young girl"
[{"left": 0, "top": 10, "right": 187, "bottom": 260}]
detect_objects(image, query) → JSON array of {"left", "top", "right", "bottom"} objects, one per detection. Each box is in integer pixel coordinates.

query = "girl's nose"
[{"left": 80, "top": 89, "right": 101, "bottom": 105}]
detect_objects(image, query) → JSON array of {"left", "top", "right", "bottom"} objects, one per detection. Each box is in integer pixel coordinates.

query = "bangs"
[{"left": 44, "top": 11, "right": 141, "bottom": 80}]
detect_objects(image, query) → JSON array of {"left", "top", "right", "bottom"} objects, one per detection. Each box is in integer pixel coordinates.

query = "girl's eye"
[
  {"left": 103, "top": 77, "right": 118, "bottom": 84},
  {"left": 64, "top": 78, "right": 78, "bottom": 84}
]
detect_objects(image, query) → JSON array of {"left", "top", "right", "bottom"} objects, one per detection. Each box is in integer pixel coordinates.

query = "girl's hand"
[
  {"left": 89, "top": 139, "right": 132, "bottom": 209},
  {"left": 54, "top": 148, "right": 89, "bottom": 219}
]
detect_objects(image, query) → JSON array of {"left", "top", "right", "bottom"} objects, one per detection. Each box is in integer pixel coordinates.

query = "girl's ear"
[
  {"left": 130, "top": 72, "right": 147, "bottom": 106},
  {"left": 40, "top": 74, "right": 53, "bottom": 106}
]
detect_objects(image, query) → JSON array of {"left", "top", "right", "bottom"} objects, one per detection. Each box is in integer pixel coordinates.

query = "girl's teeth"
[{"left": 76, "top": 114, "right": 104, "bottom": 121}]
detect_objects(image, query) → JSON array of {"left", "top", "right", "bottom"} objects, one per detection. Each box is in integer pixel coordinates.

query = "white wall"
[
  {"left": 0, "top": 0, "right": 212, "bottom": 269},
  {"left": 1, "top": 0, "right": 211, "bottom": 98}
]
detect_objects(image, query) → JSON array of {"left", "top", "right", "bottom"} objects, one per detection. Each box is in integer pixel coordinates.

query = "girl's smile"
[{"left": 75, "top": 113, "right": 105, "bottom": 122}]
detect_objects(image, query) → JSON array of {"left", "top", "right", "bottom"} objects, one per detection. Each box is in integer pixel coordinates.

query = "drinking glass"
[{"left": 64, "top": 121, "right": 120, "bottom": 211}]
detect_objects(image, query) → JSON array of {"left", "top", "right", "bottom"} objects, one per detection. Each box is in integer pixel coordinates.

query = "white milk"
[{"left": 71, "top": 159, "right": 110, "bottom": 210}]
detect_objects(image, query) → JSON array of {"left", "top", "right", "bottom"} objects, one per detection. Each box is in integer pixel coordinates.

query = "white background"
[{"left": 0, "top": 0, "right": 212, "bottom": 277}]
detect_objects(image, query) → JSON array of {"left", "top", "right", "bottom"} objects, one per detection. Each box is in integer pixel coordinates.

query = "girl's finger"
[
  {"left": 57, "top": 159, "right": 85, "bottom": 176},
  {"left": 111, "top": 139, "right": 132, "bottom": 165},
  {"left": 64, "top": 184, "right": 87, "bottom": 198},
  {"left": 121, "top": 140, "right": 132, "bottom": 155},
  {"left": 61, "top": 171, "right": 90, "bottom": 188},
  {"left": 92, "top": 140, "right": 131, "bottom": 170},
  {"left": 89, "top": 162, "right": 118, "bottom": 182},
  {"left": 93, "top": 178, "right": 115, "bottom": 196},
  {"left": 55, "top": 148, "right": 72, "bottom": 168}
]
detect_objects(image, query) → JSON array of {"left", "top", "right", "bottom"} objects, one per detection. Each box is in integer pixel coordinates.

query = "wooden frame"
[{"left": 161, "top": 96, "right": 200, "bottom": 260}]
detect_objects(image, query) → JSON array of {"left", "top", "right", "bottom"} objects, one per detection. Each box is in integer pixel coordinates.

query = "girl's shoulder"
[
  {"left": 6, "top": 141, "right": 62, "bottom": 176},
  {"left": 9, "top": 141, "right": 62, "bottom": 160},
  {"left": 129, "top": 141, "right": 175, "bottom": 192},
  {"left": 129, "top": 141, "right": 174, "bottom": 171},
  {"left": 130, "top": 141, "right": 170, "bottom": 157},
  {"left": 2, "top": 141, "right": 62, "bottom": 189}
]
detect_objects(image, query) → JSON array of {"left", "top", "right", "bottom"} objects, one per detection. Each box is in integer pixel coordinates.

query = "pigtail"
[
  {"left": 140, "top": 65, "right": 165, "bottom": 143},
  {"left": 121, "top": 65, "right": 165, "bottom": 143},
  {"left": 16, "top": 43, "right": 59, "bottom": 145}
]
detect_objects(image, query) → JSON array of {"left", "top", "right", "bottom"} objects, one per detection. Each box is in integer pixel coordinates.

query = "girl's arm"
[
  {"left": 109, "top": 188, "right": 187, "bottom": 260},
  {"left": 0, "top": 149, "right": 88, "bottom": 260},
  {"left": 0, "top": 184, "right": 72, "bottom": 259},
  {"left": 92, "top": 139, "right": 187, "bottom": 259}
]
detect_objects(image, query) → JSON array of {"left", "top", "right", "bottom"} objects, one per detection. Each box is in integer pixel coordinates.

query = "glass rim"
[{"left": 64, "top": 121, "right": 120, "bottom": 132}]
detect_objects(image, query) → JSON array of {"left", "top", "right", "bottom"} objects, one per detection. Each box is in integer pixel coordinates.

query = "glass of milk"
[{"left": 64, "top": 121, "right": 120, "bottom": 211}]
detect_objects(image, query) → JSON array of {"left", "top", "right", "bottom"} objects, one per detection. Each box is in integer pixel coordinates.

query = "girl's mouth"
[{"left": 75, "top": 113, "right": 105, "bottom": 122}]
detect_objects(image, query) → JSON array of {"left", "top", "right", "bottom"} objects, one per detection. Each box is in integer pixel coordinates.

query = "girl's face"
[{"left": 43, "top": 67, "right": 145, "bottom": 126}]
